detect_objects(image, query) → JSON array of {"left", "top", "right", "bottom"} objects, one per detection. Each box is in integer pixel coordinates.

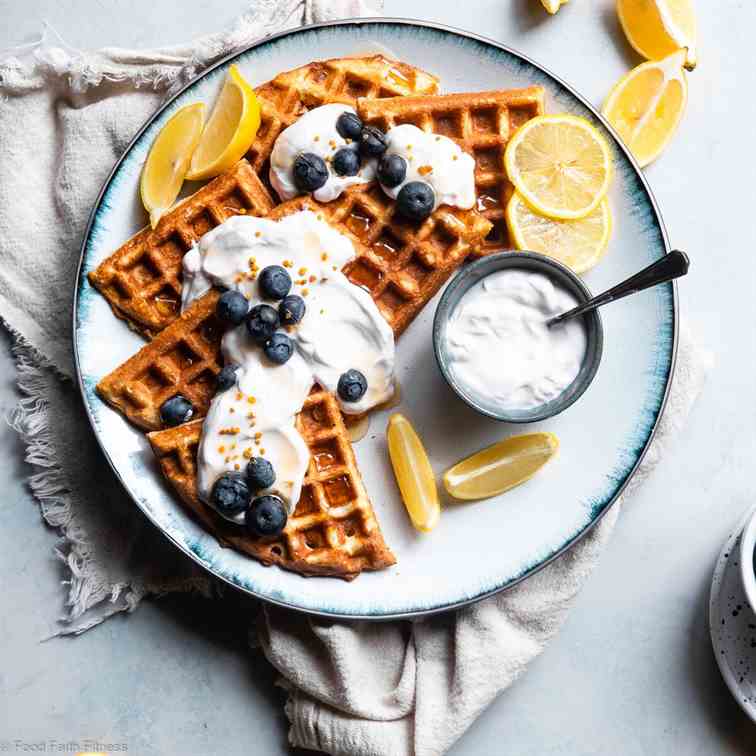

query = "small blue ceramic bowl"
[{"left": 433, "top": 251, "right": 604, "bottom": 423}]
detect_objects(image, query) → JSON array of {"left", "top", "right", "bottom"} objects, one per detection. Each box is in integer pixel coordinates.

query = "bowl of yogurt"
[{"left": 433, "top": 251, "right": 603, "bottom": 423}]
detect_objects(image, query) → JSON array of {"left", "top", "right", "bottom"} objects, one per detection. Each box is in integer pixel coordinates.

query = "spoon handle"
[{"left": 548, "top": 249, "right": 690, "bottom": 327}]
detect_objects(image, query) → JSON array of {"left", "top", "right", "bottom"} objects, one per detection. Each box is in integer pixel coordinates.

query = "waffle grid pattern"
[
  {"left": 88, "top": 161, "right": 274, "bottom": 337},
  {"left": 357, "top": 87, "right": 545, "bottom": 256},
  {"left": 148, "top": 388, "right": 395, "bottom": 578}
]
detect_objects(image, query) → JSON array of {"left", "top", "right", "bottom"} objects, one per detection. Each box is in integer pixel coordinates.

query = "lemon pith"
[
  {"left": 617, "top": 0, "right": 697, "bottom": 70},
  {"left": 504, "top": 114, "right": 613, "bottom": 221},
  {"left": 140, "top": 102, "right": 205, "bottom": 228},
  {"left": 443, "top": 433, "right": 559, "bottom": 501},
  {"left": 602, "top": 49, "right": 688, "bottom": 168},
  {"left": 387, "top": 413, "right": 440, "bottom": 533},
  {"left": 186, "top": 65, "right": 261, "bottom": 181},
  {"left": 506, "top": 193, "right": 611, "bottom": 274}
]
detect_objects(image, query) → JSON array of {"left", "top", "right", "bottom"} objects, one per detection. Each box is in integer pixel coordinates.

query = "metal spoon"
[{"left": 547, "top": 249, "right": 690, "bottom": 328}]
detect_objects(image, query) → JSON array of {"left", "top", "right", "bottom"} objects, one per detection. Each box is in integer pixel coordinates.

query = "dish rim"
[{"left": 71, "top": 16, "right": 679, "bottom": 620}]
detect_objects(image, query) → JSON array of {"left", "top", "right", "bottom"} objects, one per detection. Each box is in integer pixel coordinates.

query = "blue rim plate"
[{"left": 73, "top": 18, "right": 677, "bottom": 619}]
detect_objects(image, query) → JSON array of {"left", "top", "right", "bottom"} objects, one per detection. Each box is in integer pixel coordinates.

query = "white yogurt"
[
  {"left": 446, "top": 269, "right": 587, "bottom": 411},
  {"left": 379, "top": 124, "right": 476, "bottom": 211},
  {"left": 269, "top": 104, "right": 376, "bottom": 203},
  {"left": 182, "top": 211, "right": 395, "bottom": 520}
]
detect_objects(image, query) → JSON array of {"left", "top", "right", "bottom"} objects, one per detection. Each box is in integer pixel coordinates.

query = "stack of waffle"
[{"left": 89, "top": 55, "right": 546, "bottom": 579}]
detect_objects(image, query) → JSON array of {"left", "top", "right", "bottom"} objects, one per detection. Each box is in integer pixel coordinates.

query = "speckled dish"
[
  {"left": 739, "top": 509, "right": 756, "bottom": 616},
  {"left": 73, "top": 19, "right": 677, "bottom": 619},
  {"left": 433, "top": 251, "right": 604, "bottom": 423},
  {"left": 709, "top": 507, "right": 756, "bottom": 724}
]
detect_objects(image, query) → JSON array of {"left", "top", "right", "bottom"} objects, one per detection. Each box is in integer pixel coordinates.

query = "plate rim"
[{"left": 72, "top": 16, "right": 679, "bottom": 620}]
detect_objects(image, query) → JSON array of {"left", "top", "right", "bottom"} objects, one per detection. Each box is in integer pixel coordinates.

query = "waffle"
[
  {"left": 357, "top": 87, "right": 545, "bottom": 256},
  {"left": 148, "top": 387, "right": 396, "bottom": 579},
  {"left": 96, "top": 187, "right": 491, "bottom": 430},
  {"left": 248, "top": 55, "right": 439, "bottom": 181},
  {"left": 88, "top": 161, "right": 274, "bottom": 338}
]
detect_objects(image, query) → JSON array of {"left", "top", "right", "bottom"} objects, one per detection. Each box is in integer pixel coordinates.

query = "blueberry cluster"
[{"left": 210, "top": 455, "right": 288, "bottom": 537}]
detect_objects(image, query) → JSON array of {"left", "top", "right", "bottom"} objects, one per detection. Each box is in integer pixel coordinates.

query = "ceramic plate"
[
  {"left": 73, "top": 19, "right": 676, "bottom": 618},
  {"left": 709, "top": 507, "right": 756, "bottom": 724}
]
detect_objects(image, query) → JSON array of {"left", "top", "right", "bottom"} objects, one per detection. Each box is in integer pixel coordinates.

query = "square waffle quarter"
[
  {"left": 357, "top": 87, "right": 545, "bottom": 256},
  {"left": 148, "top": 387, "right": 396, "bottom": 579}
]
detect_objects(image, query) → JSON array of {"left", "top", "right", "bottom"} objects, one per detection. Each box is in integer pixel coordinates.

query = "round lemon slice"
[
  {"left": 387, "top": 413, "right": 440, "bottom": 533},
  {"left": 443, "top": 433, "right": 559, "bottom": 501},
  {"left": 140, "top": 102, "right": 205, "bottom": 228},
  {"left": 541, "top": 0, "right": 568, "bottom": 13},
  {"left": 505, "top": 114, "right": 613, "bottom": 221},
  {"left": 617, "top": 0, "right": 697, "bottom": 71},
  {"left": 602, "top": 49, "right": 688, "bottom": 168},
  {"left": 186, "top": 64, "right": 261, "bottom": 181},
  {"left": 506, "top": 192, "right": 612, "bottom": 274}
]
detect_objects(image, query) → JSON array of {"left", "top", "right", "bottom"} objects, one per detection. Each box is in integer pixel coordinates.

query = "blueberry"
[
  {"left": 279, "top": 295, "right": 306, "bottom": 326},
  {"left": 332, "top": 148, "right": 361, "bottom": 177},
  {"left": 246, "top": 456, "right": 276, "bottom": 491},
  {"left": 377, "top": 153, "right": 407, "bottom": 188},
  {"left": 396, "top": 181, "right": 435, "bottom": 222},
  {"left": 337, "top": 369, "right": 368, "bottom": 403},
  {"left": 264, "top": 332, "right": 294, "bottom": 365},
  {"left": 216, "top": 364, "right": 239, "bottom": 393},
  {"left": 246, "top": 495, "right": 288, "bottom": 537},
  {"left": 258, "top": 265, "right": 292, "bottom": 300},
  {"left": 359, "top": 125, "right": 388, "bottom": 158},
  {"left": 216, "top": 290, "right": 249, "bottom": 326},
  {"left": 292, "top": 152, "right": 328, "bottom": 193},
  {"left": 160, "top": 395, "right": 194, "bottom": 427},
  {"left": 336, "top": 111, "right": 363, "bottom": 141},
  {"left": 210, "top": 472, "right": 251, "bottom": 517},
  {"left": 246, "top": 304, "right": 279, "bottom": 344}
]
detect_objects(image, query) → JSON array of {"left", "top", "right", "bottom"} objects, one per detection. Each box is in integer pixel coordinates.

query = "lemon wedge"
[
  {"left": 506, "top": 192, "right": 612, "bottom": 274},
  {"left": 617, "top": 0, "right": 697, "bottom": 71},
  {"left": 387, "top": 413, "right": 440, "bottom": 533},
  {"left": 186, "top": 65, "right": 261, "bottom": 181},
  {"left": 602, "top": 49, "right": 688, "bottom": 168},
  {"left": 140, "top": 102, "right": 205, "bottom": 228},
  {"left": 541, "top": 0, "right": 568, "bottom": 13},
  {"left": 505, "top": 114, "right": 613, "bottom": 220},
  {"left": 443, "top": 433, "right": 559, "bottom": 501}
]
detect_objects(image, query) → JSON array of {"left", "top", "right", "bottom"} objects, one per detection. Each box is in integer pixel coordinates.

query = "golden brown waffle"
[
  {"left": 97, "top": 290, "right": 222, "bottom": 431},
  {"left": 88, "top": 161, "right": 274, "bottom": 338},
  {"left": 148, "top": 387, "right": 396, "bottom": 579},
  {"left": 357, "top": 87, "right": 545, "bottom": 256},
  {"left": 248, "top": 55, "right": 439, "bottom": 181},
  {"left": 96, "top": 188, "right": 491, "bottom": 431}
]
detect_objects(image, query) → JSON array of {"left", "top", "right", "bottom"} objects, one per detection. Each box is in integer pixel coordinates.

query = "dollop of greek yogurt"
[
  {"left": 446, "top": 270, "right": 587, "bottom": 411},
  {"left": 379, "top": 124, "right": 476, "bottom": 210},
  {"left": 182, "top": 211, "right": 395, "bottom": 521},
  {"left": 269, "top": 104, "right": 376, "bottom": 203}
]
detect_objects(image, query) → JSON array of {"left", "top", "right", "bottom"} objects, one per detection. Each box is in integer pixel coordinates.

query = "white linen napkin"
[{"left": 0, "top": 3, "right": 710, "bottom": 754}]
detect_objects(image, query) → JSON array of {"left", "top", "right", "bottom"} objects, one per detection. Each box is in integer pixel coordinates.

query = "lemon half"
[
  {"left": 505, "top": 114, "right": 613, "bottom": 221},
  {"left": 186, "top": 65, "right": 261, "bottom": 181},
  {"left": 617, "top": 0, "right": 697, "bottom": 70},
  {"left": 506, "top": 192, "right": 611, "bottom": 274},
  {"left": 602, "top": 49, "right": 688, "bottom": 168},
  {"left": 140, "top": 102, "right": 205, "bottom": 228},
  {"left": 541, "top": 0, "right": 569, "bottom": 13}
]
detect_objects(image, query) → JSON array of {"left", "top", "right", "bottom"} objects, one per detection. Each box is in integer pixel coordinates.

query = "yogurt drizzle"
[
  {"left": 446, "top": 270, "right": 587, "bottom": 411},
  {"left": 182, "top": 211, "right": 395, "bottom": 520}
]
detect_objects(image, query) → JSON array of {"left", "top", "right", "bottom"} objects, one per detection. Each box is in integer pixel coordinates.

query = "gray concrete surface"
[{"left": 1, "top": 1, "right": 755, "bottom": 754}]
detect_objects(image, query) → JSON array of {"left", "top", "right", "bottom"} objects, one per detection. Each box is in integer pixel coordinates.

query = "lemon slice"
[
  {"left": 602, "top": 49, "right": 688, "bottom": 168},
  {"left": 617, "top": 0, "right": 697, "bottom": 71},
  {"left": 505, "top": 114, "right": 613, "bottom": 220},
  {"left": 387, "top": 413, "right": 440, "bottom": 533},
  {"left": 541, "top": 0, "right": 568, "bottom": 13},
  {"left": 443, "top": 433, "right": 559, "bottom": 501},
  {"left": 506, "top": 192, "right": 612, "bottom": 274},
  {"left": 140, "top": 102, "right": 205, "bottom": 228},
  {"left": 186, "top": 65, "right": 261, "bottom": 181}
]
